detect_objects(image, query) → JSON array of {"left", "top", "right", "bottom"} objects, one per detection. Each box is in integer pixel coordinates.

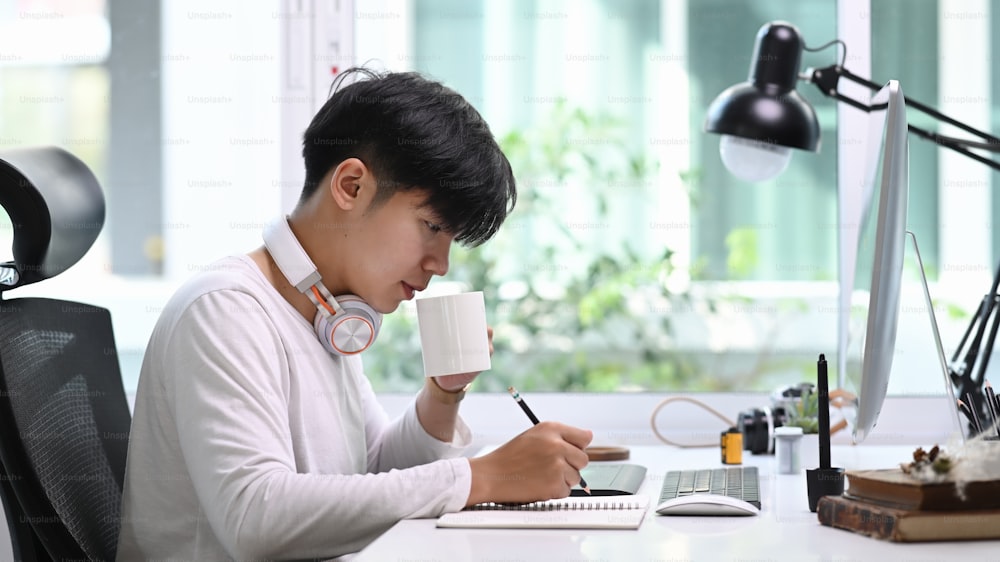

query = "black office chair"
[{"left": 0, "top": 147, "right": 131, "bottom": 562}]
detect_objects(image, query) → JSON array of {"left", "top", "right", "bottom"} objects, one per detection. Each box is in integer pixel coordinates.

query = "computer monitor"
[{"left": 844, "top": 80, "right": 909, "bottom": 444}]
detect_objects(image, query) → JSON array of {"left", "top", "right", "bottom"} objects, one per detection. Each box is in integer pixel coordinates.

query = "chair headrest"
[{"left": 0, "top": 147, "right": 105, "bottom": 292}]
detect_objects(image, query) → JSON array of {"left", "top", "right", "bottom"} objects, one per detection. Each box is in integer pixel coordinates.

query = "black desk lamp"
[
  {"left": 703, "top": 22, "right": 820, "bottom": 182},
  {"left": 705, "top": 20, "right": 1000, "bottom": 437}
]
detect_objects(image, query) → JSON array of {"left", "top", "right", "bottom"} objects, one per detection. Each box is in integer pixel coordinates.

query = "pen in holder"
[
  {"left": 959, "top": 385, "right": 1000, "bottom": 441},
  {"left": 806, "top": 353, "right": 845, "bottom": 512}
]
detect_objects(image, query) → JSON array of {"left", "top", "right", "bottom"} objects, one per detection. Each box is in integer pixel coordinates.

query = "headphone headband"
[{"left": 263, "top": 217, "right": 323, "bottom": 293}]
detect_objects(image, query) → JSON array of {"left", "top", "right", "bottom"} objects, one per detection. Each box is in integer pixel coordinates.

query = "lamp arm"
[
  {"left": 956, "top": 260, "right": 1000, "bottom": 390},
  {"left": 807, "top": 65, "right": 1000, "bottom": 172}
]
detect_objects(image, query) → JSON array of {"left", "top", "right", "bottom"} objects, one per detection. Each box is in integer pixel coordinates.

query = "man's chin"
[{"left": 371, "top": 299, "right": 400, "bottom": 315}]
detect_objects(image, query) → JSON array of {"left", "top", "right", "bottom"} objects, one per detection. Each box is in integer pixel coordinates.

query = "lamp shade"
[{"left": 705, "top": 21, "right": 821, "bottom": 153}]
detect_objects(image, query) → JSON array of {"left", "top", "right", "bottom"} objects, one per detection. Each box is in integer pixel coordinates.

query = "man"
[{"left": 117, "top": 68, "right": 592, "bottom": 560}]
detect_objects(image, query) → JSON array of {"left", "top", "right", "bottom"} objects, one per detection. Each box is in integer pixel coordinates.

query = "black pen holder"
[{"left": 806, "top": 467, "right": 845, "bottom": 512}]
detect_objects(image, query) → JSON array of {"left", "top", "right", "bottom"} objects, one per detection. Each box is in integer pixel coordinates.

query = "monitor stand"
[{"left": 906, "top": 230, "right": 966, "bottom": 443}]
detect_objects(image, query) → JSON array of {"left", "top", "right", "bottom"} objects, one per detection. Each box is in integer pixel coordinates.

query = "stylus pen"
[
  {"left": 817, "top": 354, "right": 831, "bottom": 470},
  {"left": 507, "top": 386, "right": 590, "bottom": 494}
]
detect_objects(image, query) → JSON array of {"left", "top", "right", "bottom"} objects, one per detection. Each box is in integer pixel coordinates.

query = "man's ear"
[{"left": 329, "top": 158, "right": 370, "bottom": 211}]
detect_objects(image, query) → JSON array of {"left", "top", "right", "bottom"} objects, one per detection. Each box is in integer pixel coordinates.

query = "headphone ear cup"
[{"left": 313, "top": 295, "right": 383, "bottom": 355}]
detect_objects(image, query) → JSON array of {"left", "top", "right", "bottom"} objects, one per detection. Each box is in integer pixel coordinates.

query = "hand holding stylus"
[
  {"left": 465, "top": 402, "right": 592, "bottom": 507},
  {"left": 508, "top": 387, "right": 590, "bottom": 494}
]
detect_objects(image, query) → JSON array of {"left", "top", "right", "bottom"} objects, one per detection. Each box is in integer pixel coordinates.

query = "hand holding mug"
[{"left": 434, "top": 326, "right": 493, "bottom": 391}]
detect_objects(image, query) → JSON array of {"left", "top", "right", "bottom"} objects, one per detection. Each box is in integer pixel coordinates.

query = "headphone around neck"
[{"left": 262, "top": 217, "right": 382, "bottom": 356}]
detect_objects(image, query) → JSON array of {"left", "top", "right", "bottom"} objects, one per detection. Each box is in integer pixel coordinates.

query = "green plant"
[
  {"left": 453, "top": 102, "right": 703, "bottom": 392},
  {"left": 787, "top": 390, "right": 819, "bottom": 434}
]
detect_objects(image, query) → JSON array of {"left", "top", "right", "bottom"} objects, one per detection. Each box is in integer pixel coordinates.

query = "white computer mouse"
[{"left": 655, "top": 494, "right": 761, "bottom": 516}]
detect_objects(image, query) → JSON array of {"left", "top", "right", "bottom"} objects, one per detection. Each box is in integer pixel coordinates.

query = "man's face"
[{"left": 334, "top": 188, "right": 453, "bottom": 314}]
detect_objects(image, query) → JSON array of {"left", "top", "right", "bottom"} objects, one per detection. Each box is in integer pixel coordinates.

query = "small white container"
[{"left": 774, "top": 426, "right": 804, "bottom": 474}]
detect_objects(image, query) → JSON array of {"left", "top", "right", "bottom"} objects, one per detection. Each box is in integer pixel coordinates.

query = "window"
[
  {"left": 357, "top": 0, "right": 843, "bottom": 393},
  {"left": 0, "top": 0, "right": 110, "bottom": 247},
  {"left": 869, "top": 0, "right": 998, "bottom": 395},
  {"left": 2, "top": 1, "right": 986, "bottom": 398}
]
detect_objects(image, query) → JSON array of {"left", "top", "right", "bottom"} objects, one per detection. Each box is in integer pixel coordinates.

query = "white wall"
[{"left": 160, "top": 2, "right": 284, "bottom": 279}]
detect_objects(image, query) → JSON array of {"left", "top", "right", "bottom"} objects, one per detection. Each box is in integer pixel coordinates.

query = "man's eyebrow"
[
  {"left": 412, "top": 199, "right": 442, "bottom": 218},
  {"left": 422, "top": 209, "right": 456, "bottom": 233}
]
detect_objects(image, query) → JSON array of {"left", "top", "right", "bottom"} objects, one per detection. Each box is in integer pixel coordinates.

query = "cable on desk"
[{"left": 649, "top": 396, "right": 736, "bottom": 448}]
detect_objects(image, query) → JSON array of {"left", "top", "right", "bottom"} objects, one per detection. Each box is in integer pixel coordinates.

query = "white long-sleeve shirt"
[{"left": 116, "top": 255, "right": 472, "bottom": 561}]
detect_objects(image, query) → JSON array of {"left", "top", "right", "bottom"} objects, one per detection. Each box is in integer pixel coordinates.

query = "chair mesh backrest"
[{"left": 0, "top": 297, "right": 130, "bottom": 561}]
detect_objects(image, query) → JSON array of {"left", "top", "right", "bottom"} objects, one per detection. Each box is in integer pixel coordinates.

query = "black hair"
[{"left": 301, "top": 67, "right": 516, "bottom": 247}]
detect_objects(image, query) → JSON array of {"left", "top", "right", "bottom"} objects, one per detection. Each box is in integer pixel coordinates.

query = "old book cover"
[
  {"left": 844, "top": 468, "right": 1000, "bottom": 511},
  {"left": 817, "top": 495, "right": 1000, "bottom": 542}
]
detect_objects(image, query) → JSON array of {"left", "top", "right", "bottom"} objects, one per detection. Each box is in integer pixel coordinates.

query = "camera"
[{"left": 736, "top": 382, "right": 814, "bottom": 455}]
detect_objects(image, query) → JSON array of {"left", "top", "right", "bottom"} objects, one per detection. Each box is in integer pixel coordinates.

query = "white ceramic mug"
[{"left": 416, "top": 291, "right": 491, "bottom": 377}]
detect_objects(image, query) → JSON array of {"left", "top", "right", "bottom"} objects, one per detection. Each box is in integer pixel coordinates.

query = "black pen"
[
  {"left": 957, "top": 399, "right": 977, "bottom": 433},
  {"left": 986, "top": 381, "right": 1000, "bottom": 438},
  {"left": 960, "top": 396, "right": 983, "bottom": 435},
  {"left": 508, "top": 386, "right": 590, "bottom": 494}
]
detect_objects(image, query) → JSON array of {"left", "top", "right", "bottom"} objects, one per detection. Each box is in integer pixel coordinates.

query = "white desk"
[{"left": 356, "top": 444, "right": 1000, "bottom": 561}]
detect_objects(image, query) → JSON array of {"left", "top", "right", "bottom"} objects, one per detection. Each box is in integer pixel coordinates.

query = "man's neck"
[{"left": 248, "top": 246, "right": 318, "bottom": 323}]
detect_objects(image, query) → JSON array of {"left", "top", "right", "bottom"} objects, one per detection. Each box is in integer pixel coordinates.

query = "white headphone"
[{"left": 262, "top": 217, "right": 382, "bottom": 355}]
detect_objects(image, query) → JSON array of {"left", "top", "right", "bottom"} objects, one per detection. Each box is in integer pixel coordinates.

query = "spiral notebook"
[{"left": 436, "top": 495, "right": 650, "bottom": 529}]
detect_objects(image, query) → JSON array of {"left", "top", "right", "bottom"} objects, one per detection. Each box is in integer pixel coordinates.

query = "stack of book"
[{"left": 816, "top": 468, "right": 1000, "bottom": 542}]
